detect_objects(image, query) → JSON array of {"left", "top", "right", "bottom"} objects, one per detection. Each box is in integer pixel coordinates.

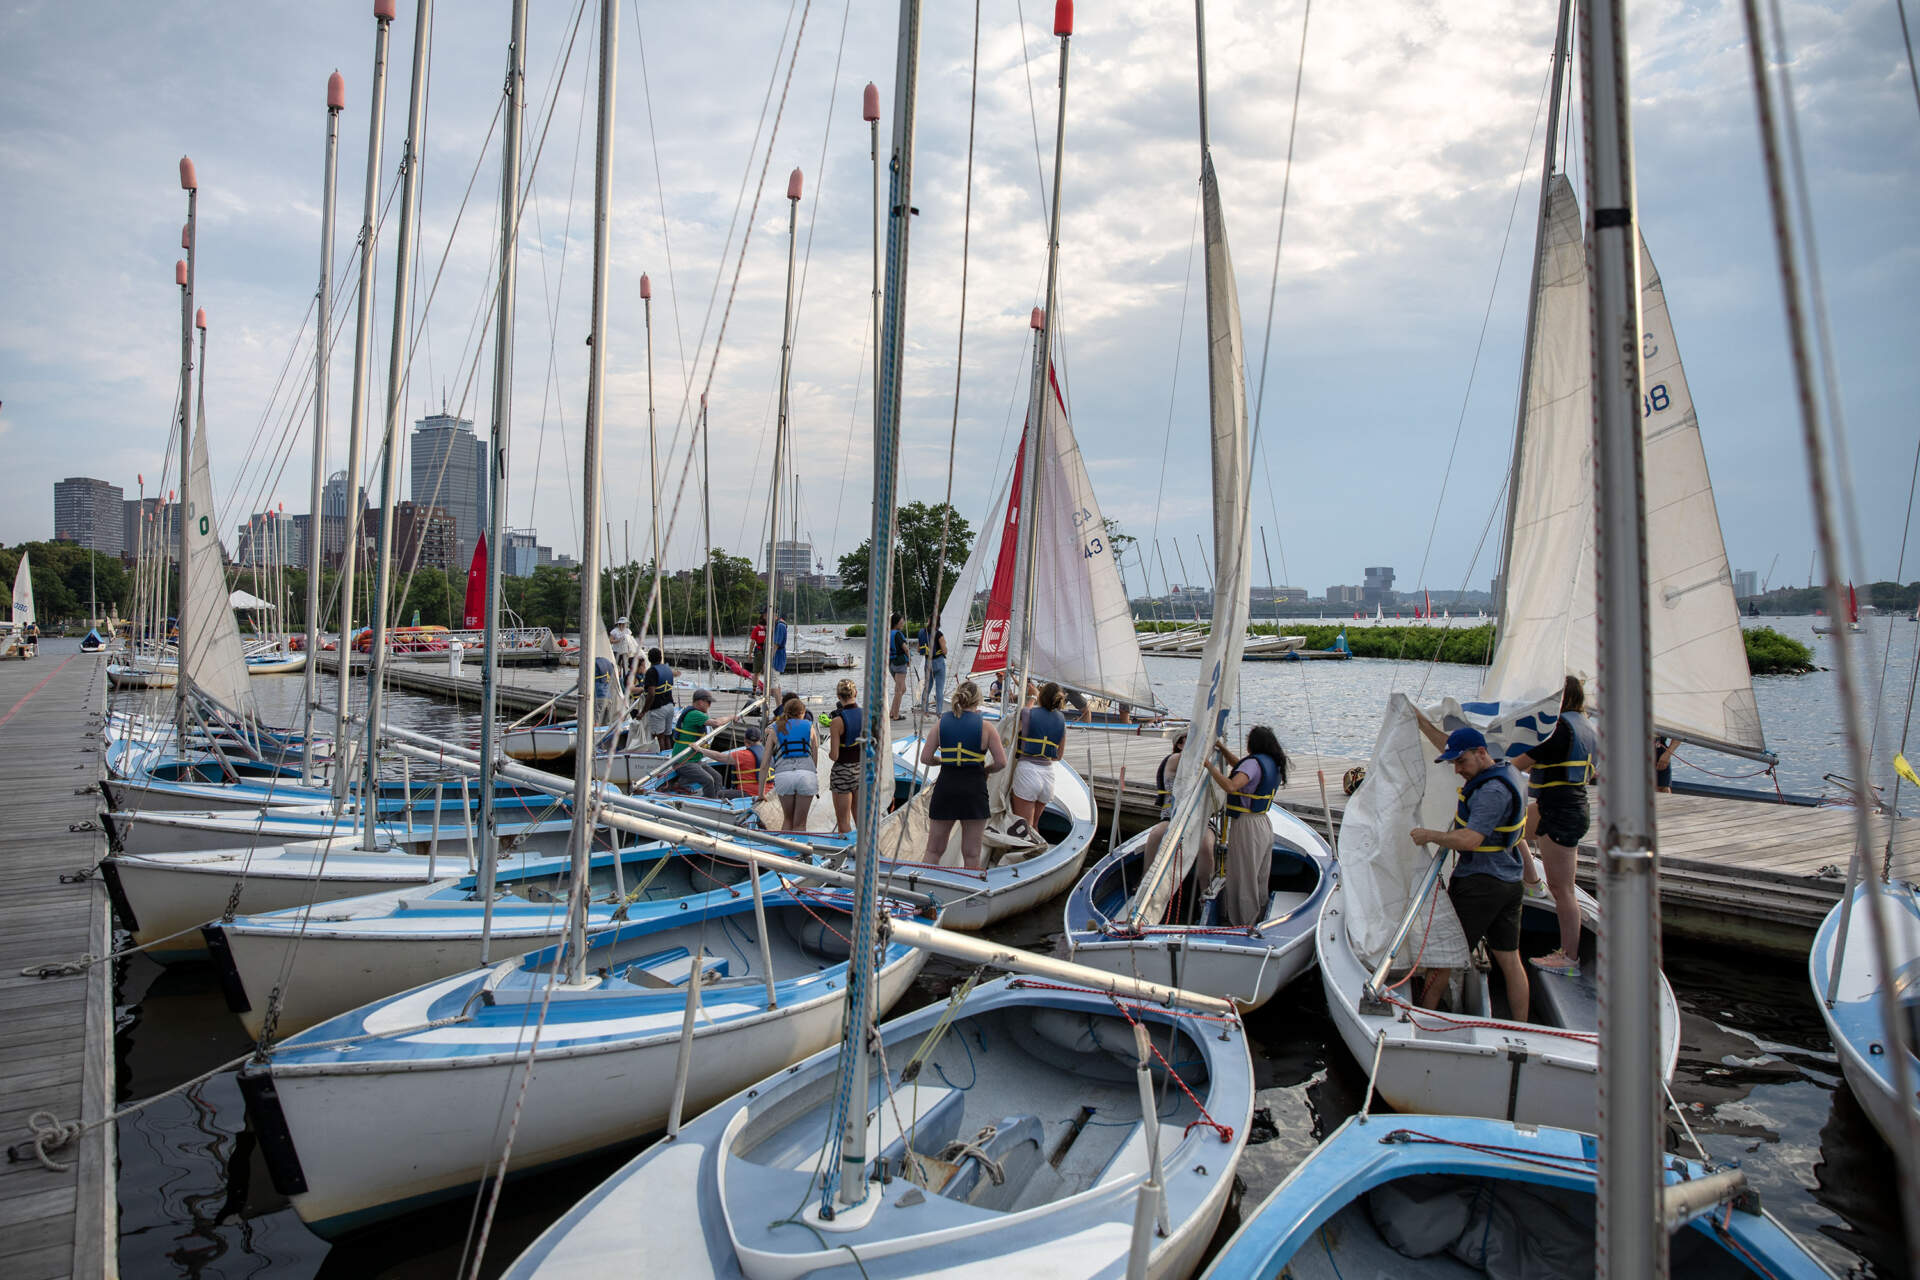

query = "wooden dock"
[
  {"left": 0, "top": 652, "right": 115, "bottom": 1279},
  {"left": 327, "top": 659, "right": 1916, "bottom": 952}
]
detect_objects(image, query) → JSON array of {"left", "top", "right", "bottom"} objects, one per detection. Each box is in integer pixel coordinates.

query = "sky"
[{"left": 1, "top": 0, "right": 1916, "bottom": 600}]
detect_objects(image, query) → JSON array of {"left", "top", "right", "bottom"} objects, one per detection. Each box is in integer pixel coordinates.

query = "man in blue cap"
[{"left": 1409, "top": 722, "right": 1531, "bottom": 1023}]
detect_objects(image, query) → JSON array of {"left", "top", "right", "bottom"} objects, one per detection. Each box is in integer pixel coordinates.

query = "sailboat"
[
  {"left": 3, "top": 551, "right": 36, "bottom": 659},
  {"left": 500, "top": 10, "right": 1254, "bottom": 1277},
  {"left": 1316, "top": 23, "right": 1705, "bottom": 1126},
  {"left": 1812, "top": 582, "right": 1863, "bottom": 634},
  {"left": 1062, "top": 50, "right": 1331, "bottom": 1009}
]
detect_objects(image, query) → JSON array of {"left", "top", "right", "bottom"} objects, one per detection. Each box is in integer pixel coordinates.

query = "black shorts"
[
  {"left": 1533, "top": 797, "right": 1590, "bottom": 848},
  {"left": 928, "top": 766, "right": 990, "bottom": 822},
  {"left": 1449, "top": 873, "right": 1524, "bottom": 953}
]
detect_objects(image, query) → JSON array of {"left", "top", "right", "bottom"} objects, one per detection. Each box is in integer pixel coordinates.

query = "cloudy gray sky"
[{"left": 2, "top": 0, "right": 1915, "bottom": 599}]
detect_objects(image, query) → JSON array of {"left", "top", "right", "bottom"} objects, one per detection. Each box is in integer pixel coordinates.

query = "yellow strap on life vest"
[
  {"left": 1530, "top": 757, "right": 1594, "bottom": 787},
  {"left": 1451, "top": 786, "right": 1525, "bottom": 851}
]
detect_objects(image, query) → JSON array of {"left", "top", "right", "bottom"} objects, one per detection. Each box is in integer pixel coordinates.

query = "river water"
[{"left": 103, "top": 619, "right": 1915, "bottom": 1276}]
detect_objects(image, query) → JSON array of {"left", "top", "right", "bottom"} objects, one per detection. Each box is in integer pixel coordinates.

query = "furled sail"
[
  {"left": 1129, "top": 150, "right": 1255, "bottom": 926},
  {"left": 11, "top": 551, "right": 32, "bottom": 630},
  {"left": 1486, "top": 174, "right": 1764, "bottom": 756},
  {"left": 181, "top": 394, "right": 258, "bottom": 721},
  {"left": 945, "top": 364, "right": 1155, "bottom": 708}
]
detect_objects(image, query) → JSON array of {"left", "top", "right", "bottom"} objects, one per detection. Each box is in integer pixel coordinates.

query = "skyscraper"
[
  {"left": 410, "top": 413, "right": 488, "bottom": 571},
  {"left": 54, "top": 477, "right": 125, "bottom": 556}
]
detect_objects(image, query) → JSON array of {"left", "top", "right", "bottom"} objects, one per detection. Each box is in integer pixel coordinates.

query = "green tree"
[{"left": 834, "top": 501, "right": 972, "bottom": 623}]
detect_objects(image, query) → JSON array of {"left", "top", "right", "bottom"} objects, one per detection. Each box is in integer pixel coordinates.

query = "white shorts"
[
  {"left": 773, "top": 767, "right": 819, "bottom": 797},
  {"left": 1012, "top": 758, "right": 1056, "bottom": 805},
  {"left": 642, "top": 704, "right": 675, "bottom": 738}
]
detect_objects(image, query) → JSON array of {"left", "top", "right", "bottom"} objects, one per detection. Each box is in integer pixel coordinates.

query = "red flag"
[{"left": 462, "top": 534, "right": 488, "bottom": 629}]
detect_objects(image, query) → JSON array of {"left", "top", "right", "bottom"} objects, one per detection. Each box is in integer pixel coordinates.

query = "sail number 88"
[{"left": 1642, "top": 384, "right": 1670, "bottom": 417}]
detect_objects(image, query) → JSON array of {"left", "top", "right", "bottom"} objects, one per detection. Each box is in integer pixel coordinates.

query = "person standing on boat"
[
  {"left": 826, "top": 677, "right": 863, "bottom": 835},
  {"left": 1011, "top": 681, "right": 1070, "bottom": 831},
  {"left": 1408, "top": 725, "right": 1530, "bottom": 1024},
  {"left": 918, "top": 680, "right": 1007, "bottom": 870},
  {"left": 641, "top": 647, "right": 677, "bottom": 751},
  {"left": 920, "top": 627, "right": 948, "bottom": 712},
  {"left": 887, "top": 612, "right": 911, "bottom": 720},
  {"left": 1201, "top": 727, "right": 1288, "bottom": 928},
  {"left": 1653, "top": 734, "right": 1676, "bottom": 793},
  {"left": 609, "top": 616, "right": 640, "bottom": 693},
  {"left": 1154, "top": 732, "right": 1189, "bottom": 818},
  {"left": 1510, "top": 675, "right": 1595, "bottom": 975},
  {"left": 667, "top": 689, "right": 728, "bottom": 795},
  {"left": 592, "top": 655, "right": 621, "bottom": 726},
  {"left": 769, "top": 695, "right": 819, "bottom": 831}
]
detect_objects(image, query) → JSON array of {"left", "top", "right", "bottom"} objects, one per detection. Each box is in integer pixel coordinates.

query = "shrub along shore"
[{"left": 1132, "top": 619, "right": 1815, "bottom": 675}]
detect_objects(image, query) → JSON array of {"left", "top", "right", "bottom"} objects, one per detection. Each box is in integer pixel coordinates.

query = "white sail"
[
  {"left": 1485, "top": 174, "right": 1764, "bottom": 756},
  {"left": 1482, "top": 174, "right": 1594, "bottom": 710},
  {"left": 1132, "top": 150, "right": 1254, "bottom": 924},
  {"left": 181, "top": 395, "right": 258, "bottom": 720},
  {"left": 11, "top": 551, "right": 33, "bottom": 630},
  {"left": 1639, "top": 234, "right": 1765, "bottom": 754}
]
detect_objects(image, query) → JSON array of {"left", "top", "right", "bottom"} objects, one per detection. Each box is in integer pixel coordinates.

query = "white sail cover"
[
  {"left": 1130, "top": 151, "right": 1255, "bottom": 925},
  {"left": 1638, "top": 234, "right": 1765, "bottom": 753},
  {"left": 1482, "top": 175, "right": 1594, "bottom": 714},
  {"left": 181, "top": 396, "right": 258, "bottom": 720},
  {"left": 11, "top": 552, "right": 32, "bottom": 630},
  {"left": 943, "top": 367, "right": 1155, "bottom": 708},
  {"left": 1485, "top": 174, "right": 1763, "bottom": 755}
]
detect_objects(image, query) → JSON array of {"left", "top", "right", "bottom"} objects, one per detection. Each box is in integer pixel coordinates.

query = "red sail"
[
  {"left": 462, "top": 535, "right": 487, "bottom": 629},
  {"left": 1848, "top": 582, "right": 1859, "bottom": 624},
  {"left": 971, "top": 434, "right": 1029, "bottom": 675}
]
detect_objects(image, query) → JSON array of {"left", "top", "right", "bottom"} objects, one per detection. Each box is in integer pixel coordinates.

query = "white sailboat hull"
[
  {"left": 1810, "top": 881, "right": 1920, "bottom": 1152},
  {"left": 107, "top": 664, "right": 178, "bottom": 689},
  {"left": 1315, "top": 871, "right": 1681, "bottom": 1128},
  {"left": 265, "top": 947, "right": 927, "bottom": 1237}
]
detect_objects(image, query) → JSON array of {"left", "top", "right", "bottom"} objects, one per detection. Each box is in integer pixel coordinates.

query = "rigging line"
[
  {"left": 630, "top": 5, "right": 691, "bottom": 402},
  {"left": 1871, "top": 431, "right": 1920, "bottom": 862},
  {"left": 1395, "top": 50, "right": 1552, "bottom": 673},
  {"left": 1012, "top": 0, "right": 1052, "bottom": 227},
  {"left": 928, "top": 0, "right": 984, "bottom": 646},
  {"left": 1900, "top": 0, "right": 1920, "bottom": 123},
  {"left": 1146, "top": 188, "right": 1203, "bottom": 595},
  {"left": 825, "top": 298, "right": 871, "bottom": 573}
]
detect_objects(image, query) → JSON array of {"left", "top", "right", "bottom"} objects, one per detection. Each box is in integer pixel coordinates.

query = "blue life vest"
[
  {"left": 889, "top": 629, "right": 909, "bottom": 664},
  {"left": 1017, "top": 707, "right": 1067, "bottom": 760},
  {"left": 776, "top": 717, "right": 814, "bottom": 761},
  {"left": 593, "top": 656, "right": 616, "bottom": 699},
  {"left": 1529, "top": 712, "right": 1596, "bottom": 790},
  {"left": 645, "top": 662, "right": 676, "bottom": 709},
  {"left": 936, "top": 710, "right": 988, "bottom": 767},
  {"left": 1224, "top": 753, "right": 1280, "bottom": 815},
  {"left": 831, "top": 704, "right": 865, "bottom": 762},
  {"left": 1453, "top": 764, "right": 1526, "bottom": 853}
]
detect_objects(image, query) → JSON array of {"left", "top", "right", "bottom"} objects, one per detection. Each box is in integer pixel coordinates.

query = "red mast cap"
[
  {"left": 1030, "top": 307, "right": 1045, "bottom": 330},
  {"left": 196, "top": 307, "right": 207, "bottom": 329},
  {"left": 786, "top": 168, "right": 804, "bottom": 201},
  {"left": 375, "top": 0, "right": 396, "bottom": 19},
  {"left": 639, "top": 273, "right": 651, "bottom": 300},
  {"left": 328, "top": 70, "right": 347, "bottom": 111},
  {"left": 179, "top": 156, "right": 197, "bottom": 190},
  {"left": 862, "top": 83, "right": 880, "bottom": 122},
  {"left": 181, "top": 223, "right": 191, "bottom": 249},
  {"left": 1054, "top": 0, "right": 1072, "bottom": 36},
  {"left": 175, "top": 260, "right": 188, "bottom": 286}
]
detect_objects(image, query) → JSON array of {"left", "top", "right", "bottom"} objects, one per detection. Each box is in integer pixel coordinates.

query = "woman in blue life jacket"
[
  {"left": 887, "top": 613, "right": 911, "bottom": 721},
  {"left": 919, "top": 628, "right": 948, "bottom": 713},
  {"left": 826, "top": 678, "right": 863, "bottom": 835},
  {"left": 917, "top": 680, "right": 1008, "bottom": 870},
  {"left": 769, "top": 695, "right": 819, "bottom": 831},
  {"left": 1200, "top": 725, "right": 1289, "bottom": 928},
  {"left": 1510, "top": 675, "right": 1595, "bottom": 975},
  {"left": 1011, "top": 681, "right": 1070, "bottom": 831}
]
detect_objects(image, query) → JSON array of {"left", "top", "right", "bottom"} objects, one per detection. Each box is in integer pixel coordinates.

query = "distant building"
[
  {"left": 1252, "top": 586, "right": 1309, "bottom": 607},
  {"left": 764, "top": 539, "right": 813, "bottom": 590},
  {"left": 410, "top": 413, "right": 488, "bottom": 570},
  {"left": 1734, "top": 569, "right": 1759, "bottom": 599},
  {"left": 392, "top": 502, "right": 458, "bottom": 575},
  {"left": 504, "top": 528, "right": 554, "bottom": 578},
  {"left": 235, "top": 512, "right": 298, "bottom": 567},
  {"left": 123, "top": 497, "right": 164, "bottom": 562},
  {"left": 54, "top": 477, "right": 125, "bottom": 556},
  {"left": 289, "top": 512, "right": 348, "bottom": 569},
  {"left": 1362, "top": 566, "right": 1396, "bottom": 607},
  {"left": 552, "top": 553, "right": 579, "bottom": 571},
  {"left": 1326, "top": 584, "right": 1362, "bottom": 606}
]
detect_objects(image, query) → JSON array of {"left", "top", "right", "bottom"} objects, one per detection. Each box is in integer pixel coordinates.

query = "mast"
[
  {"left": 330, "top": 0, "right": 397, "bottom": 813},
  {"left": 303, "top": 71, "right": 346, "bottom": 783},
  {"left": 361, "top": 0, "right": 434, "bottom": 848},
  {"left": 176, "top": 156, "right": 198, "bottom": 744},
  {"left": 477, "top": 0, "right": 529, "bottom": 961},
  {"left": 1494, "top": 0, "right": 1573, "bottom": 623},
  {"left": 820, "top": 0, "right": 921, "bottom": 1221},
  {"left": 761, "top": 168, "right": 803, "bottom": 711},
  {"left": 1005, "top": 5, "right": 1074, "bottom": 727},
  {"left": 641, "top": 273, "right": 663, "bottom": 660},
  {"left": 564, "top": 0, "right": 619, "bottom": 986},
  {"left": 1580, "top": 0, "right": 1664, "bottom": 1273}
]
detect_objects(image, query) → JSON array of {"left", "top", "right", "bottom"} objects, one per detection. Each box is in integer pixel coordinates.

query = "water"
[{"left": 103, "top": 626, "right": 1914, "bottom": 1276}]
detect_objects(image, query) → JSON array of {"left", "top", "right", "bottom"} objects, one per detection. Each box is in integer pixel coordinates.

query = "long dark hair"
[
  {"left": 1561, "top": 674, "right": 1586, "bottom": 714},
  {"left": 1245, "top": 725, "right": 1289, "bottom": 786}
]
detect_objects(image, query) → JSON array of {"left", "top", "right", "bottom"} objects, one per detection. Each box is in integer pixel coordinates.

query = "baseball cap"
[
  {"left": 1435, "top": 726, "right": 1488, "bottom": 762},
  {"left": 693, "top": 688, "right": 714, "bottom": 702},
  {"left": 743, "top": 725, "right": 763, "bottom": 743}
]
